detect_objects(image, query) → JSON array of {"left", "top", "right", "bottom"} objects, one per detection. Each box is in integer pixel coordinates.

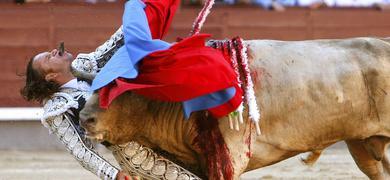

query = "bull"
[{"left": 80, "top": 37, "right": 390, "bottom": 179}]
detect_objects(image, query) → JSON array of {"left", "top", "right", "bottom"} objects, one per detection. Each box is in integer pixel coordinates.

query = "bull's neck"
[{"left": 136, "top": 100, "right": 200, "bottom": 165}]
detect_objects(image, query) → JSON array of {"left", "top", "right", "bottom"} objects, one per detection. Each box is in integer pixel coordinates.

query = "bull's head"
[
  {"left": 79, "top": 92, "right": 144, "bottom": 144},
  {"left": 79, "top": 93, "right": 106, "bottom": 141}
]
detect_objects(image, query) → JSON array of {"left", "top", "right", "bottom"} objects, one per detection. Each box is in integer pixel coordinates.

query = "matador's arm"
[
  {"left": 71, "top": 26, "right": 124, "bottom": 79},
  {"left": 42, "top": 93, "right": 119, "bottom": 180}
]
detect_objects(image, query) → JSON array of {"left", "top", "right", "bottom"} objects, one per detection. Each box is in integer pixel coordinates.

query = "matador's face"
[{"left": 32, "top": 49, "right": 73, "bottom": 78}]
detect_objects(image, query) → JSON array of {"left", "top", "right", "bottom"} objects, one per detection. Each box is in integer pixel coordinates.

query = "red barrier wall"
[{"left": 1, "top": 2, "right": 390, "bottom": 106}]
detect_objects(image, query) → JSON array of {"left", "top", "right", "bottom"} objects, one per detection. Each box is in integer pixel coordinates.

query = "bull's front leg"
[{"left": 218, "top": 116, "right": 254, "bottom": 179}]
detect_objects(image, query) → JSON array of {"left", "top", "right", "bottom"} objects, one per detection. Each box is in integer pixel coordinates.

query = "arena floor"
[{"left": 0, "top": 144, "right": 372, "bottom": 180}]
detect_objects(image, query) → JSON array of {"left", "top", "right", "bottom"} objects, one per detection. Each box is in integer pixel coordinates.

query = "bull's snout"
[{"left": 78, "top": 93, "right": 103, "bottom": 139}]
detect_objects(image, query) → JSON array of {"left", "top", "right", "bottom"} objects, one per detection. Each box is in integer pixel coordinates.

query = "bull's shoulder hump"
[
  {"left": 245, "top": 37, "right": 390, "bottom": 56},
  {"left": 245, "top": 37, "right": 389, "bottom": 46},
  {"left": 381, "top": 37, "right": 390, "bottom": 43},
  {"left": 244, "top": 39, "right": 344, "bottom": 54}
]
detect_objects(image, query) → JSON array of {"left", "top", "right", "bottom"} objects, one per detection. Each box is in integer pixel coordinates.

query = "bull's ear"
[{"left": 45, "top": 72, "right": 58, "bottom": 82}]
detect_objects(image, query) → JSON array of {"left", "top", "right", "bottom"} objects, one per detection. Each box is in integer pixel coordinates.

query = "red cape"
[{"left": 100, "top": 0, "right": 242, "bottom": 118}]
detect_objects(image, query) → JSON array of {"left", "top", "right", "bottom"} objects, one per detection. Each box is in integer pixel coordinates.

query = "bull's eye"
[{"left": 86, "top": 117, "right": 96, "bottom": 124}]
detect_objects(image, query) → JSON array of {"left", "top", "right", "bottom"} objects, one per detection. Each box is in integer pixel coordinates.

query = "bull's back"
[
  {"left": 245, "top": 37, "right": 390, "bottom": 150},
  {"left": 383, "top": 37, "right": 390, "bottom": 44}
]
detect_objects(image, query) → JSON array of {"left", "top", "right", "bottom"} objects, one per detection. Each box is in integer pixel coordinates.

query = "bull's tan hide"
[{"left": 80, "top": 37, "right": 390, "bottom": 179}]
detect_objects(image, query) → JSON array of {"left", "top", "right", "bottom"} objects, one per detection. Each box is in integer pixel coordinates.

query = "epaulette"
[{"left": 41, "top": 92, "right": 79, "bottom": 129}]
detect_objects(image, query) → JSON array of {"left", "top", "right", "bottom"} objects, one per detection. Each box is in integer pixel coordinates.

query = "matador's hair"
[{"left": 20, "top": 56, "right": 60, "bottom": 103}]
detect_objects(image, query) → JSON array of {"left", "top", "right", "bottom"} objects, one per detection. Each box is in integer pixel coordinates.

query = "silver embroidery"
[
  {"left": 42, "top": 82, "right": 201, "bottom": 180},
  {"left": 111, "top": 142, "right": 201, "bottom": 180},
  {"left": 41, "top": 92, "right": 78, "bottom": 130},
  {"left": 71, "top": 26, "right": 124, "bottom": 79},
  {"left": 42, "top": 88, "right": 119, "bottom": 180}
]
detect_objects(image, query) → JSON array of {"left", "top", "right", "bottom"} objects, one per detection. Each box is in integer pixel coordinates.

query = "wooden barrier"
[
  {"left": 0, "top": 108, "right": 42, "bottom": 121},
  {"left": 1, "top": 2, "right": 390, "bottom": 107}
]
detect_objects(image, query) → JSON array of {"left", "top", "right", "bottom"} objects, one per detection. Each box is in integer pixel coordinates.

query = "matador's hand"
[
  {"left": 116, "top": 170, "right": 140, "bottom": 180},
  {"left": 71, "top": 53, "right": 98, "bottom": 80}
]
